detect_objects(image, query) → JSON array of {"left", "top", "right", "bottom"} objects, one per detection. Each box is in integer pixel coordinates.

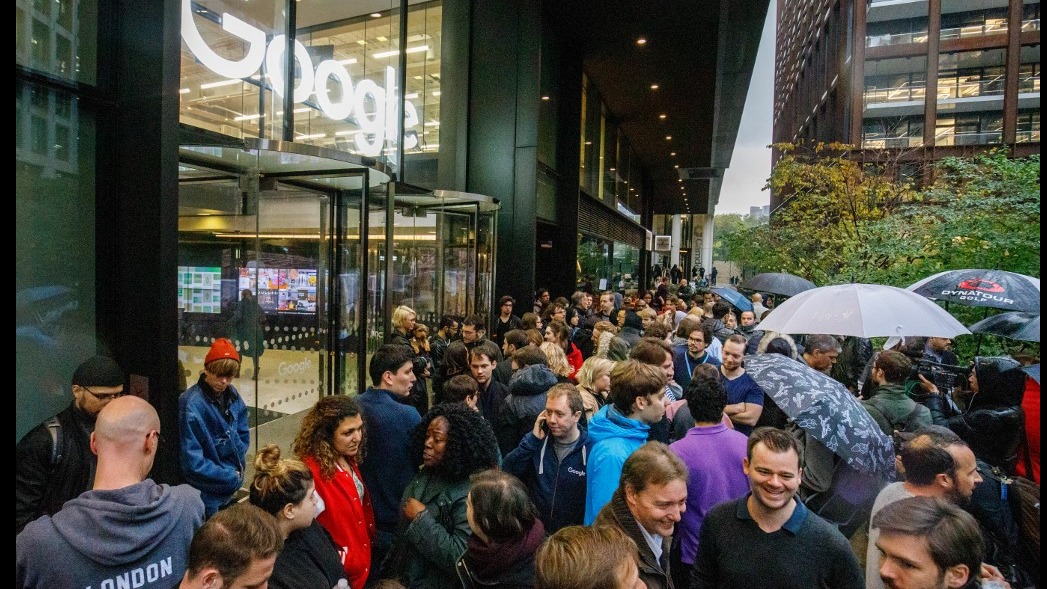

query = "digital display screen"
[{"left": 238, "top": 268, "right": 317, "bottom": 314}]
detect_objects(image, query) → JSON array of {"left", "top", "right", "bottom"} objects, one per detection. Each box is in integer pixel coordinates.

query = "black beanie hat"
[{"left": 71, "top": 356, "right": 125, "bottom": 388}]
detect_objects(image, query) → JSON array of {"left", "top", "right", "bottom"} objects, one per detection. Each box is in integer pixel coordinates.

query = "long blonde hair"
[{"left": 539, "top": 342, "right": 572, "bottom": 378}]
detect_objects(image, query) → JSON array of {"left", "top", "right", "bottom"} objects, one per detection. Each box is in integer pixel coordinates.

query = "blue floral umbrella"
[{"left": 743, "top": 353, "right": 895, "bottom": 479}]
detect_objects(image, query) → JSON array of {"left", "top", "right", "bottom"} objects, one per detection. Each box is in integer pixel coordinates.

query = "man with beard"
[
  {"left": 873, "top": 496, "right": 988, "bottom": 589},
  {"left": 866, "top": 426, "right": 984, "bottom": 589},
  {"left": 691, "top": 427, "right": 863, "bottom": 589}
]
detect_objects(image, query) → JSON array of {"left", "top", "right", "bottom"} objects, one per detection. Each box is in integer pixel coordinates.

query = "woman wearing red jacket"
[{"left": 293, "top": 396, "right": 376, "bottom": 589}]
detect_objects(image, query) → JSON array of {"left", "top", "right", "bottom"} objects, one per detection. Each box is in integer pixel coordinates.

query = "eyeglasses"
[
  {"left": 688, "top": 336, "right": 706, "bottom": 344},
  {"left": 80, "top": 386, "right": 127, "bottom": 402}
]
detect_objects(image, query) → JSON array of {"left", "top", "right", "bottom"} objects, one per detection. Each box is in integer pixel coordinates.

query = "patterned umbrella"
[
  {"left": 743, "top": 353, "right": 895, "bottom": 478},
  {"left": 907, "top": 269, "right": 1040, "bottom": 313}
]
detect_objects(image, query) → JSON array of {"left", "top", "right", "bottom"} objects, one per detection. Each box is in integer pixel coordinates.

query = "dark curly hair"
[
  {"left": 685, "top": 374, "right": 729, "bottom": 423},
  {"left": 410, "top": 402, "right": 499, "bottom": 481},
  {"left": 292, "top": 395, "right": 365, "bottom": 479}
]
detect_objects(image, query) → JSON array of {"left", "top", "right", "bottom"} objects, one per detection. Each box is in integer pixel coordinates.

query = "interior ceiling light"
[
  {"left": 666, "top": 136, "right": 672, "bottom": 141},
  {"left": 659, "top": 114, "right": 667, "bottom": 120},
  {"left": 674, "top": 165, "right": 679, "bottom": 168},
  {"left": 650, "top": 83, "right": 660, "bottom": 90},
  {"left": 636, "top": 37, "right": 647, "bottom": 45},
  {"left": 670, "top": 152, "right": 677, "bottom": 156},
  {"left": 541, "top": 96, "right": 550, "bottom": 101},
  {"left": 370, "top": 12, "right": 382, "bottom": 17}
]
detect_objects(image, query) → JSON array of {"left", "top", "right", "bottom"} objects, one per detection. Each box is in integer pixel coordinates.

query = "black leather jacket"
[
  {"left": 924, "top": 356, "right": 1026, "bottom": 474},
  {"left": 15, "top": 403, "right": 97, "bottom": 534}
]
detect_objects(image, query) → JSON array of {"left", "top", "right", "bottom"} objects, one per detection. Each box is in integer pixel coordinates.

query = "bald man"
[{"left": 17, "top": 396, "right": 205, "bottom": 589}]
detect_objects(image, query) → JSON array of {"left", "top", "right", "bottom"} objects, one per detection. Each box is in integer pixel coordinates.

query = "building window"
[
  {"left": 864, "top": 56, "right": 928, "bottom": 105},
  {"left": 866, "top": 17, "right": 928, "bottom": 48},
  {"left": 937, "top": 49, "right": 1007, "bottom": 100},
  {"left": 1016, "top": 109, "right": 1040, "bottom": 142},
  {"left": 1023, "top": 3, "right": 1040, "bottom": 32},
  {"left": 862, "top": 116, "right": 924, "bottom": 148},
  {"left": 940, "top": 7, "right": 1009, "bottom": 41},
  {"left": 16, "top": 0, "right": 99, "bottom": 84},
  {"left": 934, "top": 111, "right": 1003, "bottom": 146}
]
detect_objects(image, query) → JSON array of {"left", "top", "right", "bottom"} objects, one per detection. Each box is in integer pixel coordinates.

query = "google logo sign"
[{"left": 181, "top": 0, "right": 419, "bottom": 157}]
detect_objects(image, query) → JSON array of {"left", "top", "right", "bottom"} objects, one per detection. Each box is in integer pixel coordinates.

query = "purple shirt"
[{"left": 668, "top": 422, "right": 750, "bottom": 564}]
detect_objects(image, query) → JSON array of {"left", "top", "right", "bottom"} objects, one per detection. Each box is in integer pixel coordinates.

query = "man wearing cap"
[
  {"left": 16, "top": 355, "right": 126, "bottom": 534},
  {"left": 179, "top": 338, "right": 250, "bottom": 517}
]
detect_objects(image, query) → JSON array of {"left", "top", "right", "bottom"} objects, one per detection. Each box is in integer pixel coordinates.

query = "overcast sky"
[{"left": 717, "top": 2, "right": 776, "bottom": 216}]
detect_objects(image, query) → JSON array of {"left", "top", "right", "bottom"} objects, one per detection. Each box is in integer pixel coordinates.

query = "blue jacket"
[
  {"left": 357, "top": 387, "right": 422, "bottom": 528},
  {"left": 178, "top": 375, "right": 250, "bottom": 517},
  {"left": 584, "top": 404, "right": 650, "bottom": 524},
  {"left": 502, "top": 428, "right": 592, "bottom": 533}
]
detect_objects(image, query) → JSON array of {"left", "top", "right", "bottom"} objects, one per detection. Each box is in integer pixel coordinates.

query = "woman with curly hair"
[
  {"left": 456, "top": 469, "right": 545, "bottom": 589},
  {"left": 381, "top": 403, "right": 500, "bottom": 588},
  {"left": 292, "top": 396, "right": 375, "bottom": 588},
  {"left": 249, "top": 444, "right": 347, "bottom": 589},
  {"left": 539, "top": 342, "right": 574, "bottom": 383}
]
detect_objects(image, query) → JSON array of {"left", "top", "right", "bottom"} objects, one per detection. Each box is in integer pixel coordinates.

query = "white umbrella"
[{"left": 756, "top": 283, "right": 971, "bottom": 338}]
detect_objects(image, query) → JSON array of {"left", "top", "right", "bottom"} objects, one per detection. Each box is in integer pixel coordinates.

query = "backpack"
[
  {"left": 969, "top": 461, "right": 1039, "bottom": 588},
  {"left": 864, "top": 398, "right": 925, "bottom": 448},
  {"left": 45, "top": 416, "right": 63, "bottom": 465}
]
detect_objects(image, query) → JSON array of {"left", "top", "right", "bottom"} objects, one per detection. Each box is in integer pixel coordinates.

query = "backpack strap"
[{"left": 45, "top": 416, "right": 63, "bottom": 465}]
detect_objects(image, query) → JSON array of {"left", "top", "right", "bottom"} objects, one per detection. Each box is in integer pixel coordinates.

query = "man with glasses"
[
  {"left": 18, "top": 395, "right": 205, "bottom": 588},
  {"left": 673, "top": 318, "right": 721, "bottom": 390},
  {"left": 179, "top": 338, "right": 251, "bottom": 518},
  {"left": 16, "top": 355, "right": 126, "bottom": 534}
]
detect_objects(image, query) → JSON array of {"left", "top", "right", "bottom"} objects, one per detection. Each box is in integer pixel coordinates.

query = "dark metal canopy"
[{"left": 550, "top": 0, "right": 769, "bottom": 215}]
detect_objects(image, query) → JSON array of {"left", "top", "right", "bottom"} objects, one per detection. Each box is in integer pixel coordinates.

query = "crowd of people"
[{"left": 15, "top": 279, "right": 1041, "bottom": 589}]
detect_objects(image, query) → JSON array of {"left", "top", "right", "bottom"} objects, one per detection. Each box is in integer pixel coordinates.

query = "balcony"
[
  {"left": 936, "top": 75, "right": 1005, "bottom": 100},
  {"left": 866, "top": 31, "right": 929, "bottom": 48},
  {"left": 934, "top": 130, "right": 1002, "bottom": 146},
  {"left": 1019, "top": 73, "right": 1040, "bottom": 94},
  {"left": 1017, "top": 129, "right": 1041, "bottom": 143},
  {"left": 862, "top": 135, "right": 924, "bottom": 149},
  {"left": 865, "top": 82, "right": 927, "bottom": 105},
  {"left": 940, "top": 20, "right": 1008, "bottom": 41},
  {"left": 1022, "top": 18, "right": 1040, "bottom": 33}
]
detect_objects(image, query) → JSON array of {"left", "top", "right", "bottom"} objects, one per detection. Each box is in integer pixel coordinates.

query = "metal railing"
[
  {"left": 934, "top": 130, "right": 1003, "bottom": 146},
  {"left": 940, "top": 21, "right": 1008, "bottom": 40},
  {"left": 866, "top": 31, "right": 929, "bottom": 47},
  {"left": 862, "top": 136, "right": 924, "bottom": 149},
  {"left": 936, "top": 75, "right": 1005, "bottom": 99},
  {"left": 864, "top": 82, "right": 927, "bottom": 104}
]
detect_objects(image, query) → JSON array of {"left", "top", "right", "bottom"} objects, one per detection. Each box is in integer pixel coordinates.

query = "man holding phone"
[{"left": 502, "top": 384, "right": 593, "bottom": 533}]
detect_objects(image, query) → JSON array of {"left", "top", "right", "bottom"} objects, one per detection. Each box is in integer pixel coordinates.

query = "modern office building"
[
  {"left": 772, "top": 0, "right": 1040, "bottom": 209},
  {"left": 16, "top": 0, "right": 767, "bottom": 481}
]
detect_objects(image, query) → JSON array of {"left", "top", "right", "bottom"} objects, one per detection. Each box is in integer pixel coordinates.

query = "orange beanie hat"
[{"left": 205, "top": 338, "right": 241, "bottom": 365}]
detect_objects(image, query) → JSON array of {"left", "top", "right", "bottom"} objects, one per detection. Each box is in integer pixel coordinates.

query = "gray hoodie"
[{"left": 17, "top": 479, "right": 204, "bottom": 589}]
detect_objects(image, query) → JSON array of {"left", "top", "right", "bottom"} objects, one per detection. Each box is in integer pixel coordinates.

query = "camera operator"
[{"left": 918, "top": 356, "right": 1026, "bottom": 475}]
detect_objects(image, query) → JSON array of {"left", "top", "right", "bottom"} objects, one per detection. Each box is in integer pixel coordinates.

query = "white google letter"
[{"left": 180, "top": 0, "right": 265, "bottom": 80}]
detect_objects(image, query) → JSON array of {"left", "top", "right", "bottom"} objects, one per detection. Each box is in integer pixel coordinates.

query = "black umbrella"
[
  {"left": 968, "top": 312, "right": 1040, "bottom": 343},
  {"left": 738, "top": 272, "right": 817, "bottom": 298},
  {"left": 907, "top": 269, "right": 1040, "bottom": 313}
]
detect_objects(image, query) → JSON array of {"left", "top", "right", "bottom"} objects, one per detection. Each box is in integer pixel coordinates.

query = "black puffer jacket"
[
  {"left": 496, "top": 365, "right": 558, "bottom": 456},
  {"left": 926, "top": 356, "right": 1026, "bottom": 473}
]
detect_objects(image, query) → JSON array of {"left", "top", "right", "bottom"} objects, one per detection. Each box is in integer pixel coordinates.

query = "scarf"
[{"left": 464, "top": 519, "right": 546, "bottom": 581}]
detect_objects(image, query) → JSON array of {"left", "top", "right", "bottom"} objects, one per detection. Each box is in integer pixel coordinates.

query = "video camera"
[{"left": 909, "top": 358, "right": 970, "bottom": 397}]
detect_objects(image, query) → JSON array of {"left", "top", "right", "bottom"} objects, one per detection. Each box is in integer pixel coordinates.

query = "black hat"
[{"left": 71, "top": 356, "right": 125, "bottom": 388}]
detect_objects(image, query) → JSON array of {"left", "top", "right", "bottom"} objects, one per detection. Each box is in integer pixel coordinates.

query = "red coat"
[
  {"left": 1015, "top": 377, "right": 1040, "bottom": 483},
  {"left": 566, "top": 341, "right": 584, "bottom": 380},
  {"left": 304, "top": 456, "right": 377, "bottom": 589}
]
